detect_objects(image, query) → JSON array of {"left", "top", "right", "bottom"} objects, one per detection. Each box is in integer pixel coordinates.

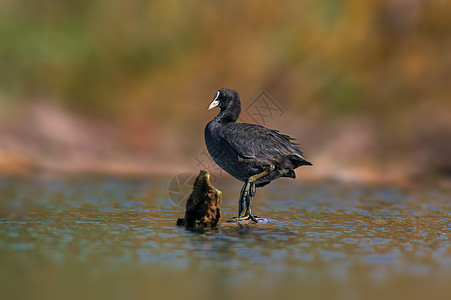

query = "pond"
[{"left": 0, "top": 176, "right": 450, "bottom": 300}]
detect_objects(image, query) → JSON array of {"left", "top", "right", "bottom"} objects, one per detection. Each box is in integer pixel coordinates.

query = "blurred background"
[{"left": 1, "top": 0, "right": 450, "bottom": 183}]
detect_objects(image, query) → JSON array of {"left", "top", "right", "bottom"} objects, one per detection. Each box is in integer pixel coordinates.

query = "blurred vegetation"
[{"left": 0, "top": 0, "right": 450, "bottom": 181}]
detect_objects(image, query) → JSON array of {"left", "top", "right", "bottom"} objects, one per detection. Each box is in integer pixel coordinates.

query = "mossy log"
[{"left": 176, "top": 169, "right": 221, "bottom": 227}]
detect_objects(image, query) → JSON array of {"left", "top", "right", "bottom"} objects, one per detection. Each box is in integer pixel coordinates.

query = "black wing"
[{"left": 218, "top": 123, "right": 306, "bottom": 160}]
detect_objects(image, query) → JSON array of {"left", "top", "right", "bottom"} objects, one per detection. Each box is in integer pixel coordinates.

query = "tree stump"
[{"left": 176, "top": 169, "right": 221, "bottom": 227}]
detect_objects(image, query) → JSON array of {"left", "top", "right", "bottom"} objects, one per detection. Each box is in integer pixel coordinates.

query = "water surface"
[{"left": 0, "top": 176, "right": 450, "bottom": 300}]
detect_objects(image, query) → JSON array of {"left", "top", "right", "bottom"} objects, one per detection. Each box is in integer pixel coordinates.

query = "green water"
[{"left": 0, "top": 176, "right": 450, "bottom": 300}]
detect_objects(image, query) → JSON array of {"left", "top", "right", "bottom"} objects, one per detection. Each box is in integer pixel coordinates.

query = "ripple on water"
[{"left": 1, "top": 178, "right": 451, "bottom": 299}]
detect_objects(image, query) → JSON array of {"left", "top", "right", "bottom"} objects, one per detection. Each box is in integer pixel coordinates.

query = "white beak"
[
  {"left": 208, "top": 100, "right": 219, "bottom": 110},
  {"left": 208, "top": 91, "right": 220, "bottom": 110}
]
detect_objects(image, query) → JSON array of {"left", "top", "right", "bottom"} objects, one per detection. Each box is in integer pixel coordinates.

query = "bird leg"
[
  {"left": 232, "top": 165, "right": 274, "bottom": 223},
  {"left": 236, "top": 181, "right": 257, "bottom": 221},
  {"left": 239, "top": 182, "right": 258, "bottom": 222},
  {"left": 238, "top": 182, "right": 250, "bottom": 217},
  {"left": 247, "top": 182, "right": 257, "bottom": 218},
  {"left": 233, "top": 181, "right": 254, "bottom": 222}
]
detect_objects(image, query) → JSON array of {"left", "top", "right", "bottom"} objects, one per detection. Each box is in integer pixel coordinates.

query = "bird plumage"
[{"left": 205, "top": 88, "right": 311, "bottom": 188}]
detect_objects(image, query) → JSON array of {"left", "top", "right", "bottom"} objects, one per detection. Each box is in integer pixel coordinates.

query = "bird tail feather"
[{"left": 290, "top": 155, "right": 313, "bottom": 168}]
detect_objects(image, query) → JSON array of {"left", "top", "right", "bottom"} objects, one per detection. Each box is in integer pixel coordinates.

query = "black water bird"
[{"left": 205, "top": 88, "right": 312, "bottom": 222}]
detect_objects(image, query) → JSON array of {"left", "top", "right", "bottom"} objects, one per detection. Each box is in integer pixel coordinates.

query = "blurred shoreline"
[
  {"left": 1, "top": 102, "right": 450, "bottom": 187},
  {"left": 1, "top": 1, "right": 451, "bottom": 185}
]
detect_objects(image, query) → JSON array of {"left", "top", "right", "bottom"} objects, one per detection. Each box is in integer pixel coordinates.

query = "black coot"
[{"left": 205, "top": 88, "right": 312, "bottom": 222}]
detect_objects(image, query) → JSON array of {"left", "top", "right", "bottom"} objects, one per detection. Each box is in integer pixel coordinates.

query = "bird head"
[{"left": 208, "top": 88, "right": 240, "bottom": 111}]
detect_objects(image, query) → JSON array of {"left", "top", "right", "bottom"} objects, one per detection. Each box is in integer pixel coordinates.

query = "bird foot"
[{"left": 230, "top": 214, "right": 259, "bottom": 223}]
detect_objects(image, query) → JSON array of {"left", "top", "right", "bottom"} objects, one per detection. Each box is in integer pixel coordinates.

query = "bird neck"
[{"left": 217, "top": 101, "right": 241, "bottom": 123}]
